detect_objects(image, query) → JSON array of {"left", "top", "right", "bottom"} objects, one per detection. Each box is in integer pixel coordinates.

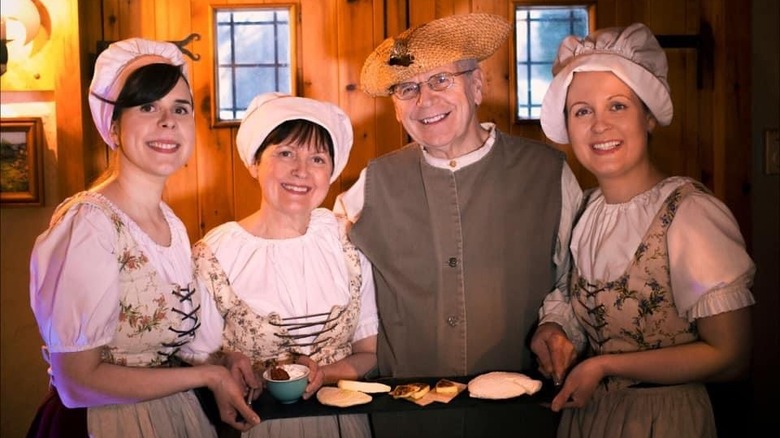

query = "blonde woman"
[{"left": 532, "top": 23, "right": 756, "bottom": 437}]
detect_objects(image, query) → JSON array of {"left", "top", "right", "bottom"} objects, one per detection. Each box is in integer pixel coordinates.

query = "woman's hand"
[
  {"left": 550, "top": 356, "right": 604, "bottom": 412},
  {"left": 205, "top": 364, "right": 261, "bottom": 431},
  {"left": 220, "top": 350, "right": 262, "bottom": 401},
  {"left": 531, "top": 322, "right": 577, "bottom": 385},
  {"left": 296, "top": 355, "right": 324, "bottom": 400}
]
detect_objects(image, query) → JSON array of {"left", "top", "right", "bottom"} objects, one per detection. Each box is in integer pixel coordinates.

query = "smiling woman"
[
  {"left": 179, "top": 92, "right": 380, "bottom": 438},
  {"left": 26, "top": 38, "right": 259, "bottom": 438},
  {"left": 533, "top": 23, "right": 756, "bottom": 438}
]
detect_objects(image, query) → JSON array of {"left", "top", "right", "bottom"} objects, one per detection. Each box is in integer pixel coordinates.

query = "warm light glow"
[{"left": 1, "top": 0, "right": 41, "bottom": 45}]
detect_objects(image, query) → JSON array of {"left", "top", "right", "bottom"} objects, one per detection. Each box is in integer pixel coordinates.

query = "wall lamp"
[{"left": 1, "top": 0, "right": 42, "bottom": 76}]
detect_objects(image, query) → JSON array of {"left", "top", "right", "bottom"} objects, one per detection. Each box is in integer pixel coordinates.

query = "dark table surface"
[{"left": 250, "top": 374, "right": 558, "bottom": 420}]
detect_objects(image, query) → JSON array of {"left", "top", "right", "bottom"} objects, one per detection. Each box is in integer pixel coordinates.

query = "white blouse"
[
  {"left": 571, "top": 176, "right": 756, "bottom": 321},
  {"left": 185, "top": 208, "right": 378, "bottom": 360},
  {"left": 29, "top": 193, "right": 193, "bottom": 352}
]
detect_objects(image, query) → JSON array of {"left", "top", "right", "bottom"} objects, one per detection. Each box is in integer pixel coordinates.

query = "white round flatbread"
[
  {"left": 467, "top": 371, "right": 543, "bottom": 400},
  {"left": 316, "top": 386, "right": 373, "bottom": 407}
]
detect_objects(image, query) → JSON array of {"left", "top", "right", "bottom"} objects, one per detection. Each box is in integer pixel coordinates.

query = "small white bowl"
[{"left": 263, "top": 363, "right": 310, "bottom": 404}]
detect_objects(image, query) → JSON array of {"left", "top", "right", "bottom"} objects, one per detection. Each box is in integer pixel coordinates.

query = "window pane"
[
  {"left": 515, "top": 6, "right": 589, "bottom": 121},
  {"left": 218, "top": 70, "right": 238, "bottom": 120},
  {"left": 216, "top": 11, "right": 231, "bottom": 24},
  {"left": 531, "top": 63, "right": 552, "bottom": 106},
  {"left": 234, "top": 10, "right": 276, "bottom": 23},
  {"left": 279, "top": 67, "right": 291, "bottom": 94},
  {"left": 214, "top": 6, "right": 293, "bottom": 123},
  {"left": 278, "top": 24, "right": 290, "bottom": 63},
  {"left": 235, "top": 67, "right": 278, "bottom": 108},
  {"left": 235, "top": 25, "right": 273, "bottom": 64},
  {"left": 516, "top": 19, "right": 529, "bottom": 63},
  {"left": 216, "top": 25, "right": 233, "bottom": 65}
]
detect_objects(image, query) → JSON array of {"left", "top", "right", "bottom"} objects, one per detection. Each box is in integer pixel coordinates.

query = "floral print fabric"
[
  {"left": 570, "top": 182, "right": 703, "bottom": 392},
  {"left": 48, "top": 192, "right": 200, "bottom": 367},
  {"left": 192, "top": 234, "right": 363, "bottom": 367}
]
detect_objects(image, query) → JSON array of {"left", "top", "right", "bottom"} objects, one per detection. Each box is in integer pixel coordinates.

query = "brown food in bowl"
[{"left": 269, "top": 366, "right": 290, "bottom": 381}]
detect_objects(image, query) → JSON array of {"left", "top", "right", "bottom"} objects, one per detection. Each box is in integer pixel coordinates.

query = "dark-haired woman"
[
  {"left": 27, "top": 38, "right": 259, "bottom": 437},
  {"left": 182, "top": 93, "right": 378, "bottom": 438}
]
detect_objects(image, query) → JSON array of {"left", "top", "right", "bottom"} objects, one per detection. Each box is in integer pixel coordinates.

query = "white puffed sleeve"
[
  {"left": 29, "top": 204, "right": 120, "bottom": 352},
  {"left": 667, "top": 192, "right": 756, "bottom": 321}
]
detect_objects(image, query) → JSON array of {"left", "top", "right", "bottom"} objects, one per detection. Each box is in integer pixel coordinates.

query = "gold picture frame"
[{"left": 1, "top": 117, "right": 44, "bottom": 206}]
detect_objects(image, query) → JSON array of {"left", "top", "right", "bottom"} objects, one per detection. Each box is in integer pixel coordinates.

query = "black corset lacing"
[
  {"left": 270, "top": 307, "right": 347, "bottom": 359},
  {"left": 158, "top": 285, "right": 200, "bottom": 366}
]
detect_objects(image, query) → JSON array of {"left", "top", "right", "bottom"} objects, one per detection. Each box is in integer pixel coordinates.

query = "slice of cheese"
[
  {"left": 337, "top": 379, "right": 392, "bottom": 394},
  {"left": 316, "top": 386, "right": 373, "bottom": 408}
]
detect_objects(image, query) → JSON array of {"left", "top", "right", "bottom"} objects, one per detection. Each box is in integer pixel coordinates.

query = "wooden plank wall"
[
  {"left": 79, "top": 0, "right": 751, "bottom": 244},
  {"left": 53, "top": 0, "right": 87, "bottom": 200}
]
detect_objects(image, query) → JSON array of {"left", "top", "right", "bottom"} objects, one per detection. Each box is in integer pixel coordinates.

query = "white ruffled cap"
[
  {"left": 88, "top": 38, "right": 189, "bottom": 149},
  {"left": 236, "top": 93, "right": 354, "bottom": 184},
  {"left": 540, "top": 23, "right": 673, "bottom": 145}
]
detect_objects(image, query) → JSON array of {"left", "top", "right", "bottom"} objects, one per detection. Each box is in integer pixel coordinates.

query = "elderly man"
[{"left": 335, "top": 13, "right": 584, "bottom": 437}]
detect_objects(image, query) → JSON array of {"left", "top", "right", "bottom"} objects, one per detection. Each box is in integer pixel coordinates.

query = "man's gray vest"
[{"left": 351, "top": 131, "right": 564, "bottom": 378}]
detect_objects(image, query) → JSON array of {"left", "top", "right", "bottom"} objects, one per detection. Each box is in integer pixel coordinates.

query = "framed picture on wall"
[{"left": 1, "top": 117, "right": 44, "bottom": 206}]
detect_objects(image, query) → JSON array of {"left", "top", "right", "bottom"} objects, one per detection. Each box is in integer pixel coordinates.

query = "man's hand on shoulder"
[{"left": 335, "top": 215, "right": 353, "bottom": 239}]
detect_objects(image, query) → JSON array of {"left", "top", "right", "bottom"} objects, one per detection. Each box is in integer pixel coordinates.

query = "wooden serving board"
[{"left": 404, "top": 380, "right": 468, "bottom": 406}]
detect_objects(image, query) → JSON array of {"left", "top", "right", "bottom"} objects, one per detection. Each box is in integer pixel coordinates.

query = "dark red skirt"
[{"left": 26, "top": 387, "right": 88, "bottom": 438}]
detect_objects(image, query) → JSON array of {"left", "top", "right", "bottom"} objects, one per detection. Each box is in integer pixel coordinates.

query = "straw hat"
[
  {"left": 360, "top": 13, "right": 512, "bottom": 97},
  {"left": 89, "top": 38, "right": 188, "bottom": 149},
  {"left": 236, "top": 93, "right": 354, "bottom": 184},
  {"left": 540, "top": 23, "right": 673, "bottom": 144}
]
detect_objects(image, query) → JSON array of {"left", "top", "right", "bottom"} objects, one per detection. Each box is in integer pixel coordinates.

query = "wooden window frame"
[
  {"left": 510, "top": 1, "right": 596, "bottom": 125},
  {"left": 209, "top": 3, "right": 299, "bottom": 127}
]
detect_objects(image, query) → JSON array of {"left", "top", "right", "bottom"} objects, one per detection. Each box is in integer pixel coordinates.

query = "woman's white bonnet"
[
  {"left": 88, "top": 38, "right": 188, "bottom": 149},
  {"left": 236, "top": 93, "right": 354, "bottom": 184},
  {"left": 540, "top": 23, "right": 673, "bottom": 144}
]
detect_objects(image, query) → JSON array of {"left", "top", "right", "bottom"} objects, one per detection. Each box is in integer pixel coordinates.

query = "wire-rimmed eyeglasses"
[{"left": 390, "top": 69, "right": 476, "bottom": 100}]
